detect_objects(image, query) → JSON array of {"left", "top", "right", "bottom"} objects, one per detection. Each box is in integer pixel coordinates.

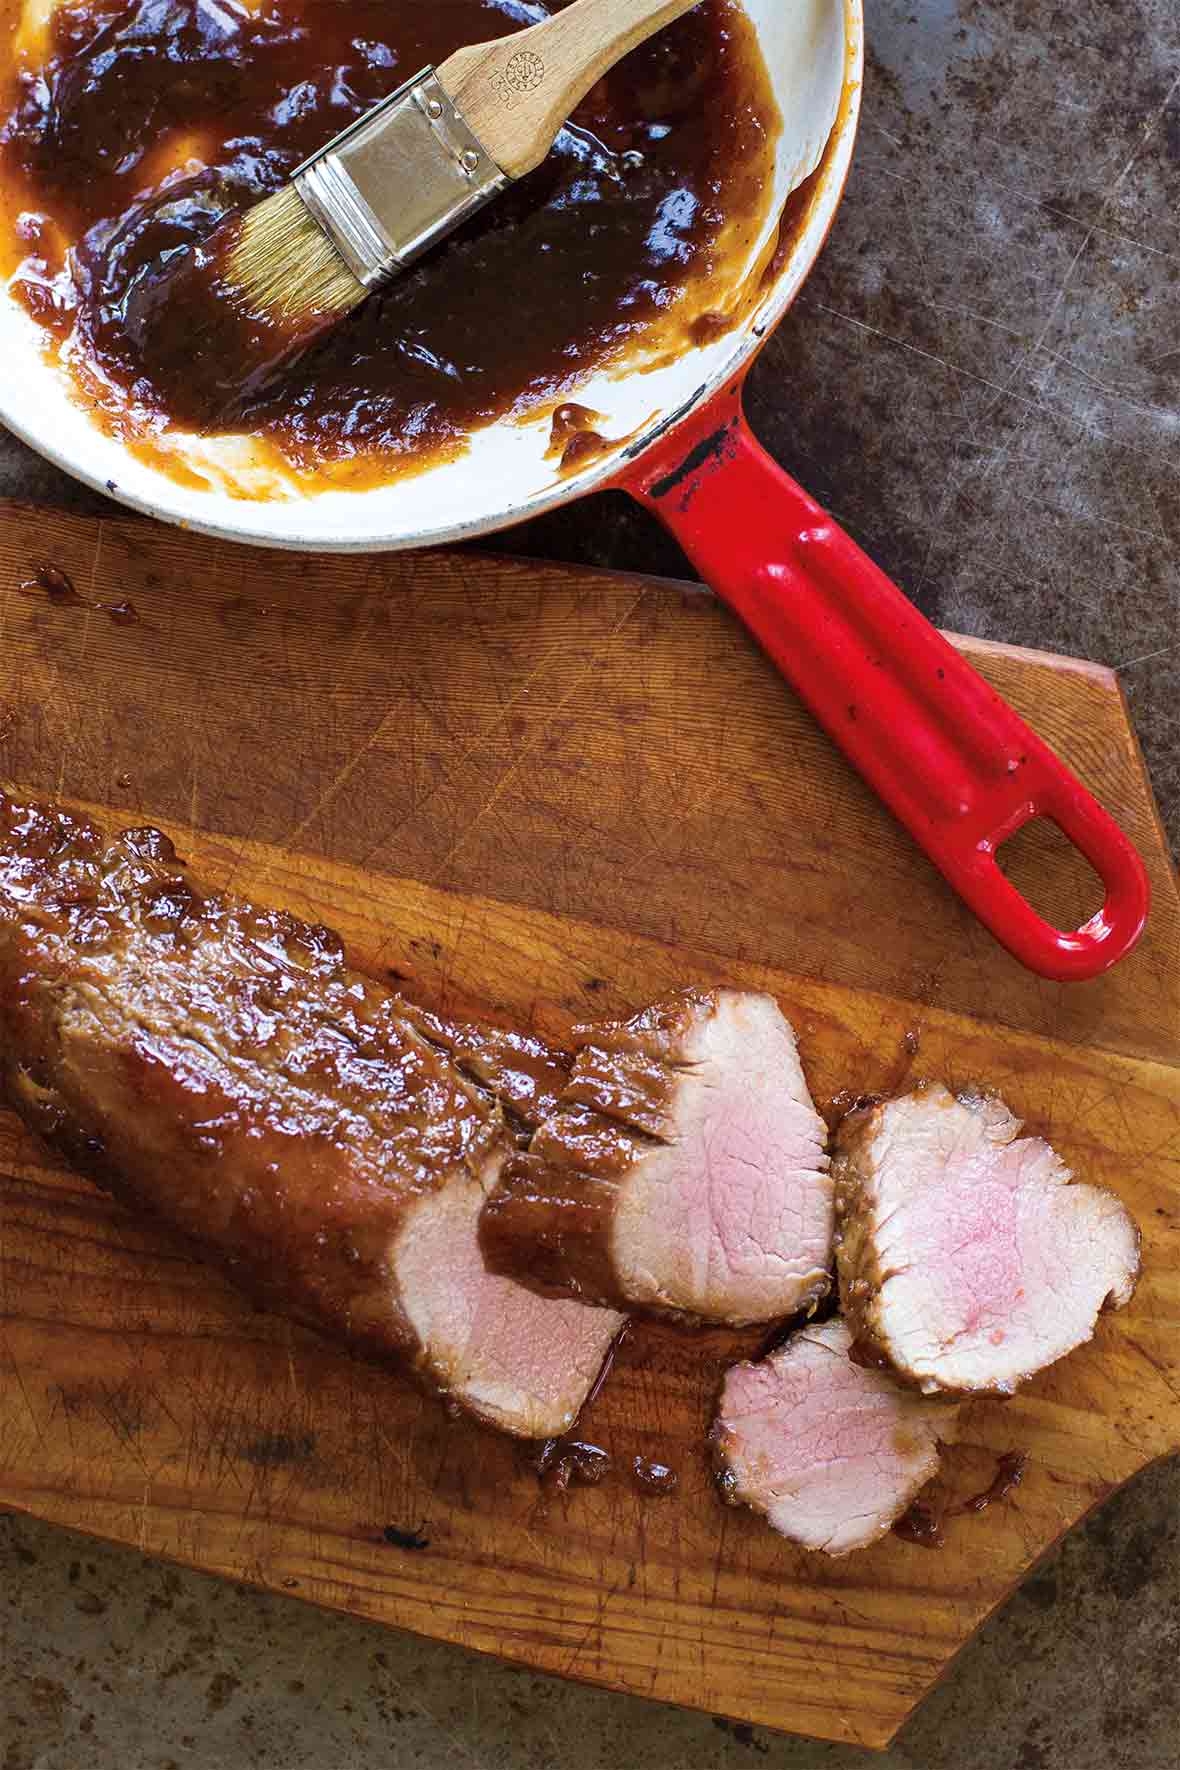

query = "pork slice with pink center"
[
  {"left": 714, "top": 1318, "right": 957, "bottom": 1555},
  {"left": 395, "top": 1170, "right": 625, "bottom": 1439},
  {"left": 834, "top": 1084, "right": 1140, "bottom": 1396},
  {"left": 480, "top": 988, "right": 833, "bottom": 1326}
]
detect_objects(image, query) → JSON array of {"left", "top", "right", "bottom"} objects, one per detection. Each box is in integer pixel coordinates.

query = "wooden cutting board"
[{"left": 0, "top": 502, "right": 1176, "bottom": 1750}]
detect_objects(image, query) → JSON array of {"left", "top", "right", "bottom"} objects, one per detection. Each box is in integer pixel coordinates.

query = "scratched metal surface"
[{"left": 1, "top": 2, "right": 1178, "bottom": 1768}]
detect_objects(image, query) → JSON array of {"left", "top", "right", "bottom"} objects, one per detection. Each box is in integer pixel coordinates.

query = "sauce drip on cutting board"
[{"left": 0, "top": 0, "right": 780, "bottom": 488}]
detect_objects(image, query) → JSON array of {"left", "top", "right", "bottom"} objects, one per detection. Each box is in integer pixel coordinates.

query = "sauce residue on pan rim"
[
  {"left": 0, "top": 0, "right": 789, "bottom": 498},
  {"left": 542, "top": 399, "right": 651, "bottom": 478}
]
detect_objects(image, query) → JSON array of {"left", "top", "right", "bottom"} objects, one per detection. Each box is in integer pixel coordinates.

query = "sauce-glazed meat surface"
[
  {"left": 0, "top": 792, "right": 622, "bottom": 1437},
  {"left": 481, "top": 988, "right": 834, "bottom": 1326},
  {"left": 397, "top": 998, "right": 571, "bottom": 1136}
]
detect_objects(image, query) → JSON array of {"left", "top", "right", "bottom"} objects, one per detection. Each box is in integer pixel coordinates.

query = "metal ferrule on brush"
[{"left": 292, "top": 68, "right": 511, "bottom": 289}]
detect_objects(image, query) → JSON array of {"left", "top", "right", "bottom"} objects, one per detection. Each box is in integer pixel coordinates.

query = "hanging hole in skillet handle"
[
  {"left": 619, "top": 381, "right": 1152, "bottom": 984},
  {"left": 995, "top": 816, "right": 1106, "bottom": 933},
  {"left": 959, "top": 788, "right": 1151, "bottom": 983}
]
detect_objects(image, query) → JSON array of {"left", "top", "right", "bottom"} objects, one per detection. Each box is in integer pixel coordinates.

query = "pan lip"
[{"left": 0, "top": 0, "right": 865, "bottom": 556}]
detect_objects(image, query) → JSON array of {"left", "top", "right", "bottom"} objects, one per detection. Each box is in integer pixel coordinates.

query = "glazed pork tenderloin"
[
  {"left": 0, "top": 793, "right": 623, "bottom": 1439},
  {"left": 713, "top": 1318, "right": 957, "bottom": 1555},
  {"left": 834, "top": 1083, "right": 1140, "bottom": 1397},
  {"left": 396, "top": 997, "right": 569, "bottom": 1133},
  {"left": 480, "top": 987, "right": 834, "bottom": 1326}
]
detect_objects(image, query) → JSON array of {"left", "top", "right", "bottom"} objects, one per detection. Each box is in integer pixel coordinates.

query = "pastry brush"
[{"left": 216, "top": 0, "right": 703, "bottom": 345}]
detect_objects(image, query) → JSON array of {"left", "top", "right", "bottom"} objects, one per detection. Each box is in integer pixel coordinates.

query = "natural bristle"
[{"left": 223, "top": 186, "right": 365, "bottom": 331}]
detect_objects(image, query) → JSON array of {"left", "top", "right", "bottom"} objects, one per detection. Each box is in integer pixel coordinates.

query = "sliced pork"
[
  {"left": 834, "top": 1084, "right": 1140, "bottom": 1397},
  {"left": 480, "top": 988, "right": 833, "bottom": 1326},
  {"left": 713, "top": 1319, "right": 957, "bottom": 1555},
  {"left": 393, "top": 1174, "right": 624, "bottom": 1437},
  {"left": 0, "top": 793, "right": 622, "bottom": 1438}
]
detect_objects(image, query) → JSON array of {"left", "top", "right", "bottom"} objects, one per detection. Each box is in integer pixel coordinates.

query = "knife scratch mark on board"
[{"left": 433, "top": 589, "right": 648, "bottom": 873}]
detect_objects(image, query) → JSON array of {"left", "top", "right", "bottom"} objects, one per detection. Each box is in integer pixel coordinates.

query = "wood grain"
[{"left": 0, "top": 504, "right": 1176, "bottom": 1748}]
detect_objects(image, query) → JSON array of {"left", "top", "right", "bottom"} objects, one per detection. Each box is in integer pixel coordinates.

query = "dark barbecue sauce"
[
  {"left": 19, "top": 562, "right": 85, "bottom": 604},
  {"left": 632, "top": 1455, "right": 678, "bottom": 1496},
  {"left": 958, "top": 1450, "right": 1028, "bottom": 1516},
  {"left": 18, "top": 562, "right": 143, "bottom": 624},
  {"left": 892, "top": 1498, "right": 946, "bottom": 1550},
  {"left": 534, "top": 1437, "right": 612, "bottom": 1492},
  {"left": 0, "top": 0, "right": 779, "bottom": 488},
  {"left": 893, "top": 1452, "right": 1030, "bottom": 1550}
]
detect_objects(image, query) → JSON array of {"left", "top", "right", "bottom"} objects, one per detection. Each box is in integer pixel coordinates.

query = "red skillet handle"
[{"left": 623, "top": 384, "right": 1150, "bottom": 982}]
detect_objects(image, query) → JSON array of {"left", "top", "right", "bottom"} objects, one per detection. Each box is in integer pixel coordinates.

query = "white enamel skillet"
[{"left": 0, "top": 0, "right": 1150, "bottom": 978}]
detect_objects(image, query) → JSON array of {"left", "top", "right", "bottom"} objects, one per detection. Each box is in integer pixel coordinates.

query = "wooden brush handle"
[{"left": 439, "top": 0, "right": 702, "bottom": 179}]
